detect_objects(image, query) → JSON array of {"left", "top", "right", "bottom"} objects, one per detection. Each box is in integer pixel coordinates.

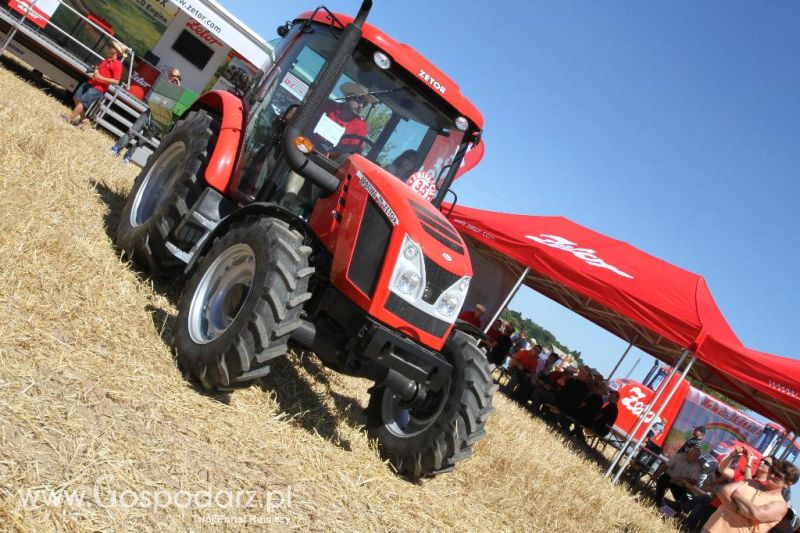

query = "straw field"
[{"left": 0, "top": 60, "right": 678, "bottom": 531}]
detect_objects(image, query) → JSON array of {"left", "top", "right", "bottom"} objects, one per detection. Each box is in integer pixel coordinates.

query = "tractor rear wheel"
[
  {"left": 116, "top": 109, "right": 216, "bottom": 275},
  {"left": 173, "top": 217, "right": 313, "bottom": 389},
  {"left": 366, "top": 330, "right": 497, "bottom": 477}
]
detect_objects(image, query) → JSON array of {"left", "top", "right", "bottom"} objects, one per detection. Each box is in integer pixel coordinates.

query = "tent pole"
[
  {"left": 612, "top": 354, "right": 696, "bottom": 485},
  {"left": 624, "top": 357, "right": 641, "bottom": 379},
  {"left": 483, "top": 266, "right": 530, "bottom": 334},
  {"left": 605, "top": 349, "right": 689, "bottom": 478},
  {"left": 607, "top": 338, "right": 637, "bottom": 380}
]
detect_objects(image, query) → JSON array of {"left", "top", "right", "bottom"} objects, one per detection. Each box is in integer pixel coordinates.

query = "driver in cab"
[{"left": 314, "top": 82, "right": 376, "bottom": 158}]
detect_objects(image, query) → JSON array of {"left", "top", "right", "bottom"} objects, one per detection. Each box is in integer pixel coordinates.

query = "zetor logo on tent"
[{"left": 526, "top": 234, "right": 634, "bottom": 279}]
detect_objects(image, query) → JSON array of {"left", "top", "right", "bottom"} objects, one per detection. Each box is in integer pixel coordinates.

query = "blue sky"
[{"left": 222, "top": 0, "right": 799, "bottom": 448}]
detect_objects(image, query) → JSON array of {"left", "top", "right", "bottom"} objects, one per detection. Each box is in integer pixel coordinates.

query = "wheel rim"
[
  {"left": 130, "top": 142, "right": 186, "bottom": 227},
  {"left": 187, "top": 243, "right": 256, "bottom": 344},
  {"left": 381, "top": 381, "right": 450, "bottom": 438}
]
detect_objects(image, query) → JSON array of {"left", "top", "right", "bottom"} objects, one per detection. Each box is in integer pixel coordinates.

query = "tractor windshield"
[
  {"left": 234, "top": 22, "right": 472, "bottom": 212},
  {"left": 301, "top": 43, "right": 469, "bottom": 202}
]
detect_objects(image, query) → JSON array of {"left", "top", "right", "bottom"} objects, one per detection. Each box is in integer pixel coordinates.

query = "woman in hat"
[{"left": 62, "top": 40, "right": 127, "bottom": 128}]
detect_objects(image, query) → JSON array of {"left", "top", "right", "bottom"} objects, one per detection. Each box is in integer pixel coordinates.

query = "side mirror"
[{"left": 277, "top": 22, "right": 291, "bottom": 37}]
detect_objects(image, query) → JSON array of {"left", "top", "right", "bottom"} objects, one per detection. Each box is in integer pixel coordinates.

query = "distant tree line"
[{"left": 500, "top": 308, "right": 584, "bottom": 365}]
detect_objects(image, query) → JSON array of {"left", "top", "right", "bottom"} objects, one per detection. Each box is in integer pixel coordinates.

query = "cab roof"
[{"left": 295, "top": 11, "right": 484, "bottom": 129}]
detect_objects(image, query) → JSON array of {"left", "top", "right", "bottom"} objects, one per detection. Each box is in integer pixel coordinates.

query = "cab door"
[{"left": 228, "top": 25, "right": 337, "bottom": 205}]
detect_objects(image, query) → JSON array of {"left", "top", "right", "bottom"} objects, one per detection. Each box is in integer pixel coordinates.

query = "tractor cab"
[{"left": 229, "top": 8, "right": 483, "bottom": 218}]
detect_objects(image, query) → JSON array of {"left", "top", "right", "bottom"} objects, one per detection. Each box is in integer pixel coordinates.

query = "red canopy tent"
[{"left": 446, "top": 203, "right": 800, "bottom": 433}]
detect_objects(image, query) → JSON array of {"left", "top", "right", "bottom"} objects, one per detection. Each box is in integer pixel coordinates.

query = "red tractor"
[{"left": 115, "top": 1, "right": 495, "bottom": 477}]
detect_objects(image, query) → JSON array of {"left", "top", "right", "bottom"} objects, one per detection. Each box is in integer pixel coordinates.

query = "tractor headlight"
[
  {"left": 389, "top": 234, "right": 472, "bottom": 326},
  {"left": 397, "top": 270, "right": 421, "bottom": 294},
  {"left": 403, "top": 242, "right": 419, "bottom": 260},
  {"left": 435, "top": 275, "right": 470, "bottom": 319},
  {"left": 390, "top": 235, "right": 424, "bottom": 300},
  {"left": 436, "top": 292, "right": 460, "bottom": 317}
]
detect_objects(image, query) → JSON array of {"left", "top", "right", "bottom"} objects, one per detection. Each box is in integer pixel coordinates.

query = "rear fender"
[{"left": 187, "top": 90, "right": 244, "bottom": 193}]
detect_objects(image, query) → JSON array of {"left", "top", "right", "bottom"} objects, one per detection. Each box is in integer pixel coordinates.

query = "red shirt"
[
  {"left": 458, "top": 310, "right": 482, "bottom": 328},
  {"left": 89, "top": 56, "right": 123, "bottom": 93},
  {"left": 511, "top": 349, "right": 539, "bottom": 373},
  {"left": 322, "top": 102, "right": 367, "bottom": 149}
]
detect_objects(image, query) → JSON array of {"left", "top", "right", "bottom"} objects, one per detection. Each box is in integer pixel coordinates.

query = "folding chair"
[{"left": 493, "top": 365, "right": 510, "bottom": 386}]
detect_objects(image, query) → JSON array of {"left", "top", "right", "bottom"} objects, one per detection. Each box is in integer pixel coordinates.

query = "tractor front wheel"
[
  {"left": 173, "top": 217, "right": 313, "bottom": 389},
  {"left": 366, "top": 330, "right": 497, "bottom": 477}
]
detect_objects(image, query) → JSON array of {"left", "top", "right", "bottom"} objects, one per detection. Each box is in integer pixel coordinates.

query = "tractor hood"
[
  {"left": 348, "top": 155, "right": 471, "bottom": 278},
  {"left": 309, "top": 155, "right": 472, "bottom": 350}
]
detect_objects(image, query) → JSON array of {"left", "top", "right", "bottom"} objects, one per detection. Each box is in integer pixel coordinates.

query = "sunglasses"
[
  {"left": 759, "top": 460, "right": 773, "bottom": 468},
  {"left": 169, "top": 74, "right": 181, "bottom": 80}
]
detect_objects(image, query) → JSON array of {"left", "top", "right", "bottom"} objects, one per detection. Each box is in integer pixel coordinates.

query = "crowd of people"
[
  {"left": 457, "top": 304, "right": 799, "bottom": 533},
  {"left": 458, "top": 304, "right": 621, "bottom": 444}
]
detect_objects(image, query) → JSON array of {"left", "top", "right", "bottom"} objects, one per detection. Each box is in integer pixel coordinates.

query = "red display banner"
[
  {"left": 8, "top": 0, "right": 59, "bottom": 29},
  {"left": 128, "top": 58, "right": 162, "bottom": 101}
]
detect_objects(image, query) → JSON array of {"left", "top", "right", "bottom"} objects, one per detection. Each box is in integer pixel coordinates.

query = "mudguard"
[{"left": 189, "top": 90, "right": 244, "bottom": 193}]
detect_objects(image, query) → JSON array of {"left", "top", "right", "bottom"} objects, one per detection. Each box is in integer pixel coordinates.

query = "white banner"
[{"left": 169, "top": 0, "right": 267, "bottom": 67}]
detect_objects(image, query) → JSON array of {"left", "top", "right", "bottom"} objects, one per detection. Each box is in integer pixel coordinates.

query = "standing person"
[
  {"left": 507, "top": 344, "right": 542, "bottom": 401},
  {"left": 486, "top": 322, "right": 513, "bottom": 367},
  {"left": 702, "top": 459, "right": 798, "bottom": 533},
  {"left": 110, "top": 68, "right": 182, "bottom": 163},
  {"left": 678, "top": 426, "right": 707, "bottom": 454},
  {"left": 654, "top": 445, "right": 703, "bottom": 509},
  {"left": 593, "top": 389, "right": 620, "bottom": 435},
  {"left": 556, "top": 365, "right": 592, "bottom": 417},
  {"left": 511, "top": 330, "right": 532, "bottom": 353},
  {"left": 458, "top": 303, "right": 486, "bottom": 329},
  {"left": 62, "top": 41, "right": 126, "bottom": 128}
]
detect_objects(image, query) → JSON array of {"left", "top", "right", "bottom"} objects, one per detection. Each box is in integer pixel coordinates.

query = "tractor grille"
[
  {"left": 410, "top": 200, "right": 465, "bottom": 255},
  {"left": 421, "top": 256, "right": 461, "bottom": 305},
  {"left": 385, "top": 293, "right": 450, "bottom": 338},
  {"left": 349, "top": 199, "right": 392, "bottom": 296}
]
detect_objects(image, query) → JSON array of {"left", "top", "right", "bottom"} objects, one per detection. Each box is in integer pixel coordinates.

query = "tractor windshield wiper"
[{"left": 332, "top": 87, "right": 409, "bottom": 102}]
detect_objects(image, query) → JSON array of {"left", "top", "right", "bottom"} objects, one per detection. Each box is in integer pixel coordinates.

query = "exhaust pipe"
[{"left": 284, "top": 0, "right": 373, "bottom": 193}]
